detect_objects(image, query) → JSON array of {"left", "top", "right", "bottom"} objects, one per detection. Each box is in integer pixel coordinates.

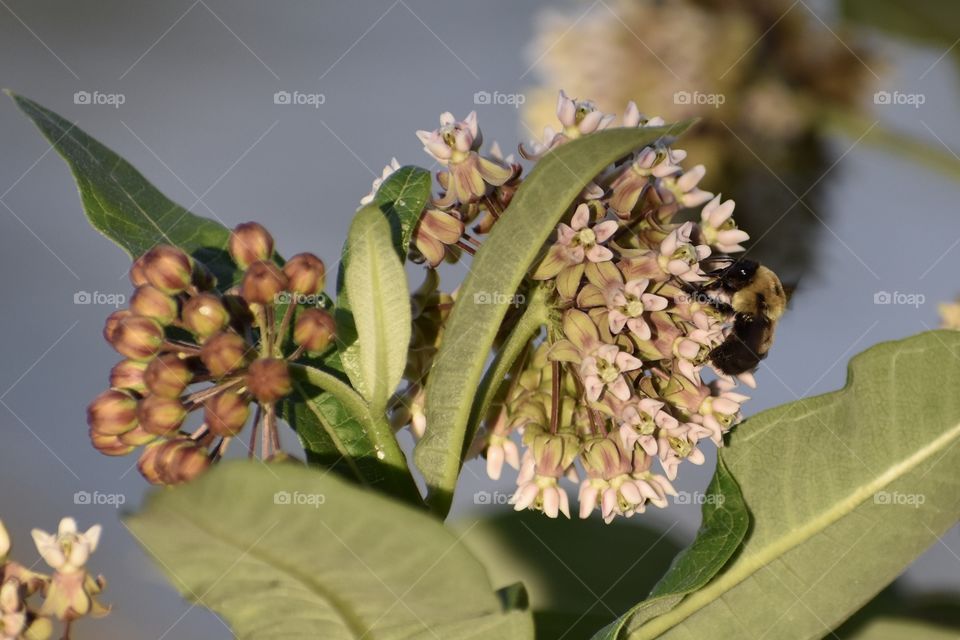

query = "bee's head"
[{"left": 719, "top": 259, "right": 759, "bottom": 291}]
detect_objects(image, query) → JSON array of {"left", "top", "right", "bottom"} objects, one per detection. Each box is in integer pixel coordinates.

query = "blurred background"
[{"left": 1, "top": 0, "right": 958, "bottom": 637}]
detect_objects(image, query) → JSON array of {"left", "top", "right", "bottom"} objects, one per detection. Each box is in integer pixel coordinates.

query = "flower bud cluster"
[
  {"left": 88, "top": 224, "right": 334, "bottom": 485},
  {"left": 0, "top": 517, "right": 108, "bottom": 639}
]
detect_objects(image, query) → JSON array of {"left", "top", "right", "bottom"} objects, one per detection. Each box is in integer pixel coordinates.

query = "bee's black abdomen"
[{"left": 709, "top": 313, "right": 768, "bottom": 375}]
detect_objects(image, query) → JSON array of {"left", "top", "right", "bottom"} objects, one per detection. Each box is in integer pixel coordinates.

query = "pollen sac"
[
  {"left": 246, "top": 358, "right": 292, "bottom": 403},
  {"left": 182, "top": 293, "right": 230, "bottom": 339},
  {"left": 110, "top": 315, "right": 165, "bottom": 361},
  {"left": 293, "top": 308, "right": 336, "bottom": 354},
  {"left": 144, "top": 354, "right": 193, "bottom": 398},
  {"left": 241, "top": 260, "right": 288, "bottom": 305},
  {"left": 204, "top": 391, "right": 250, "bottom": 437},
  {"left": 282, "top": 253, "right": 326, "bottom": 296},
  {"left": 229, "top": 222, "right": 274, "bottom": 269},
  {"left": 141, "top": 245, "right": 193, "bottom": 294},
  {"left": 200, "top": 332, "right": 253, "bottom": 378}
]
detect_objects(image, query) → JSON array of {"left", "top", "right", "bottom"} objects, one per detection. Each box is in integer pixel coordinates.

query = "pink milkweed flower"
[
  {"left": 622, "top": 101, "right": 666, "bottom": 129},
  {"left": 605, "top": 278, "right": 669, "bottom": 340},
  {"left": 521, "top": 90, "right": 616, "bottom": 159},
  {"left": 416, "top": 111, "right": 512, "bottom": 207},
  {"left": 700, "top": 195, "right": 750, "bottom": 253},
  {"left": 657, "top": 221, "right": 711, "bottom": 283},
  {"left": 533, "top": 204, "right": 619, "bottom": 298},
  {"left": 31, "top": 518, "right": 101, "bottom": 575},
  {"left": 607, "top": 144, "right": 686, "bottom": 218}
]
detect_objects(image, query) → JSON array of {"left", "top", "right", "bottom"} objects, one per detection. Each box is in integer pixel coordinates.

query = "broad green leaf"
[
  {"left": 842, "top": 618, "right": 960, "bottom": 640},
  {"left": 416, "top": 121, "right": 694, "bottom": 516},
  {"left": 7, "top": 91, "right": 237, "bottom": 287},
  {"left": 841, "top": 0, "right": 960, "bottom": 57},
  {"left": 127, "top": 462, "right": 533, "bottom": 640},
  {"left": 342, "top": 205, "right": 412, "bottom": 413},
  {"left": 456, "top": 510, "right": 683, "bottom": 640},
  {"left": 336, "top": 166, "right": 431, "bottom": 400},
  {"left": 623, "top": 330, "right": 960, "bottom": 639},
  {"left": 591, "top": 457, "right": 748, "bottom": 639}
]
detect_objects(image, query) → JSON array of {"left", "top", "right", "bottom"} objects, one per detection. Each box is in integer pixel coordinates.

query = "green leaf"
[
  {"left": 415, "top": 122, "right": 694, "bottom": 517},
  {"left": 456, "top": 510, "right": 683, "bottom": 640},
  {"left": 127, "top": 462, "right": 534, "bottom": 640},
  {"left": 342, "top": 205, "right": 412, "bottom": 413},
  {"left": 371, "top": 165, "right": 433, "bottom": 258},
  {"left": 288, "top": 362, "right": 421, "bottom": 504},
  {"left": 620, "top": 330, "right": 960, "bottom": 639},
  {"left": 841, "top": 0, "right": 960, "bottom": 55},
  {"left": 7, "top": 91, "right": 237, "bottom": 287},
  {"left": 591, "top": 456, "right": 748, "bottom": 639},
  {"left": 335, "top": 166, "right": 430, "bottom": 401}
]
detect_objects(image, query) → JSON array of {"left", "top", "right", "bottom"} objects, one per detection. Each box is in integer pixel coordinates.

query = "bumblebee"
[{"left": 699, "top": 259, "right": 788, "bottom": 375}]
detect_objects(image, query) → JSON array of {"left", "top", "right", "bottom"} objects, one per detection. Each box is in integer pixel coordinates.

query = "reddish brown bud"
[
  {"left": 229, "top": 222, "right": 274, "bottom": 269},
  {"left": 109, "top": 359, "right": 149, "bottom": 394},
  {"left": 88, "top": 389, "right": 138, "bottom": 436},
  {"left": 153, "top": 438, "right": 210, "bottom": 484},
  {"left": 111, "top": 315, "right": 164, "bottom": 361},
  {"left": 137, "top": 395, "right": 187, "bottom": 436},
  {"left": 141, "top": 245, "right": 193, "bottom": 294},
  {"left": 90, "top": 429, "right": 136, "bottom": 457},
  {"left": 144, "top": 354, "right": 193, "bottom": 398},
  {"left": 182, "top": 293, "right": 230, "bottom": 339},
  {"left": 118, "top": 424, "right": 158, "bottom": 447},
  {"left": 130, "top": 285, "right": 178, "bottom": 325},
  {"left": 103, "top": 309, "right": 133, "bottom": 343},
  {"left": 241, "top": 261, "right": 288, "bottom": 305},
  {"left": 200, "top": 332, "right": 253, "bottom": 378},
  {"left": 283, "top": 253, "right": 326, "bottom": 296},
  {"left": 129, "top": 255, "right": 149, "bottom": 287},
  {"left": 294, "top": 308, "right": 336, "bottom": 353},
  {"left": 137, "top": 443, "right": 163, "bottom": 484},
  {"left": 204, "top": 391, "right": 250, "bottom": 437},
  {"left": 246, "top": 358, "right": 292, "bottom": 403}
]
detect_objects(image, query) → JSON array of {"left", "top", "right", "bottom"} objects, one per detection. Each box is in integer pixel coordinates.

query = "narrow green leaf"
[
  {"left": 336, "top": 165, "right": 431, "bottom": 400},
  {"left": 7, "top": 91, "right": 237, "bottom": 287},
  {"left": 591, "top": 456, "right": 748, "bottom": 639},
  {"left": 342, "top": 205, "right": 412, "bottom": 413},
  {"left": 623, "top": 330, "right": 960, "bottom": 639},
  {"left": 127, "top": 462, "right": 534, "bottom": 639},
  {"left": 416, "top": 122, "right": 694, "bottom": 516}
]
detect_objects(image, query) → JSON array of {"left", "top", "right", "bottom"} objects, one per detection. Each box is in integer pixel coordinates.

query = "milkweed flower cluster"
[
  {"left": 0, "top": 518, "right": 108, "bottom": 639},
  {"left": 383, "top": 91, "right": 764, "bottom": 522},
  {"left": 87, "top": 224, "right": 335, "bottom": 485}
]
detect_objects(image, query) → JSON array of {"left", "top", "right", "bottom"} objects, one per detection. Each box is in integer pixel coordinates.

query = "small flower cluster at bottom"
[
  {"left": 0, "top": 518, "right": 107, "bottom": 639},
  {"left": 87, "top": 223, "right": 336, "bottom": 485}
]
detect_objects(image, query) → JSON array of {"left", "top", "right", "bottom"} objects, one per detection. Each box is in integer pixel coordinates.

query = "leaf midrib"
[{"left": 637, "top": 418, "right": 960, "bottom": 638}]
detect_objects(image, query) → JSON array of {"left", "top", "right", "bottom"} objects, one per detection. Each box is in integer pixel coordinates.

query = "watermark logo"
[
  {"left": 673, "top": 90, "right": 725, "bottom": 108},
  {"left": 874, "top": 90, "right": 925, "bottom": 108},
  {"left": 874, "top": 491, "right": 925, "bottom": 508},
  {"left": 675, "top": 491, "right": 725, "bottom": 506},
  {"left": 275, "top": 291, "right": 325, "bottom": 306},
  {"left": 273, "top": 90, "right": 326, "bottom": 108},
  {"left": 675, "top": 291, "right": 715, "bottom": 306},
  {"left": 73, "top": 90, "right": 126, "bottom": 109},
  {"left": 873, "top": 290, "right": 925, "bottom": 308},
  {"left": 73, "top": 490, "right": 126, "bottom": 508},
  {"left": 74, "top": 290, "right": 127, "bottom": 307},
  {"left": 473, "top": 291, "right": 526, "bottom": 306},
  {"left": 473, "top": 490, "right": 511, "bottom": 505},
  {"left": 473, "top": 90, "right": 526, "bottom": 108},
  {"left": 273, "top": 490, "right": 325, "bottom": 508}
]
